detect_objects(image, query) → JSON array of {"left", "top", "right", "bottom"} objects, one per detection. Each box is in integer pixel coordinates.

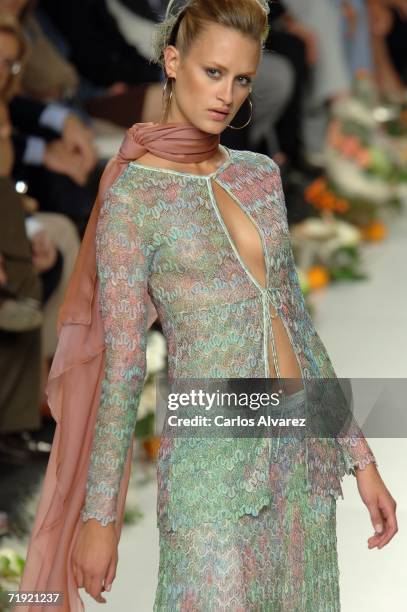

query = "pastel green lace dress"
[{"left": 80, "top": 147, "right": 377, "bottom": 611}]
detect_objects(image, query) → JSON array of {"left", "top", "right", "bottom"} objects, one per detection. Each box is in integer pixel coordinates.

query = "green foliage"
[
  {"left": 134, "top": 412, "right": 155, "bottom": 439},
  {"left": 123, "top": 505, "right": 144, "bottom": 526}
]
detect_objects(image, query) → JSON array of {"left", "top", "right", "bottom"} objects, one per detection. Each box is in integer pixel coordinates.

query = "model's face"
[
  {"left": 0, "top": 31, "right": 19, "bottom": 95},
  {"left": 164, "top": 23, "right": 261, "bottom": 133},
  {"left": 0, "top": 0, "right": 28, "bottom": 18}
]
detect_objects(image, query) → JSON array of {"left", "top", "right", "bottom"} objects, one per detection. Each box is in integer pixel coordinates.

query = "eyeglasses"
[{"left": 0, "top": 54, "right": 22, "bottom": 75}]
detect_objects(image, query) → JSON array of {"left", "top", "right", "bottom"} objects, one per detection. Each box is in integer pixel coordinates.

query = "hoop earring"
[{"left": 227, "top": 97, "right": 253, "bottom": 130}]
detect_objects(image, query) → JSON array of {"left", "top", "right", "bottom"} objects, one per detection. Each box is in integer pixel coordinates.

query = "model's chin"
[
  {"left": 184, "top": 113, "right": 229, "bottom": 135},
  {"left": 200, "top": 117, "right": 229, "bottom": 135}
]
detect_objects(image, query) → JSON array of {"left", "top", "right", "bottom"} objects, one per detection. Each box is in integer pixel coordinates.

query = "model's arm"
[
  {"left": 80, "top": 175, "right": 154, "bottom": 527},
  {"left": 264, "top": 153, "right": 397, "bottom": 549},
  {"left": 262, "top": 153, "right": 378, "bottom": 475}
]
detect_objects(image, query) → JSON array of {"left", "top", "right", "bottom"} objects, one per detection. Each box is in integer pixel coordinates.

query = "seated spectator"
[
  {"left": 32, "top": 210, "right": 80, "bottom": 367},
  {"left": 32, "top": 0, "right": 165, "bottom": 127},
  {"left": 385, "top": 1, "right": 407, "bottom": 88},
  {"left": 336, "top": 0, "right": 374, "bottom": 78},
  {"left": 0, "top": 100, "right": 42, "bottom": 440},
  {"left": 9, "top": 94, "right": 98, "bottom": 235},
  {"left": 368, "top": 0, "right": 407, "bottom": 100},
  {"left": 0, "top": 10, "right": 98, "bottom": 235},
  {"left": 0, "top": 15, "right": 79, "bottom": 458},
  {"left": 264, "top": 1, "right": 315, "bottom": 176}
]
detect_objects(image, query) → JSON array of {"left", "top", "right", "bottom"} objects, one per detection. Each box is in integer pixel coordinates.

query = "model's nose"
[{"left": 217, "top": 81, "right": 234, "bottom": 106}]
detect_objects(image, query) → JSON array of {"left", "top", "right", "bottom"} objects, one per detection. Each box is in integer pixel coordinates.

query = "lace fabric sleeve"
[
  {"left": 260, "top": 153, "right": 378, "bottom": 478},
  {"left": 336, "top": 428, "right": 378, "bottom": 477},
  {"left": 80, "top": 180, "right": 154, "bottom": 527}
]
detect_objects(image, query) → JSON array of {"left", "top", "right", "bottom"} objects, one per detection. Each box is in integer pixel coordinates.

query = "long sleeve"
[
  {"left": 80, "top": 178, "right": 154, "bottom": 526},
  {"left": 264, "top": 154, "right": 378, "bottom": 479},
  {"left": 336, "top": 418, "right": 377, "bottom": 477}
]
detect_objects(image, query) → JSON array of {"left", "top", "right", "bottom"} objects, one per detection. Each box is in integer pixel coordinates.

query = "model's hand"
[
  {"left": 72, "top": 518, "right": 118, "bottom": 603},
  {"left": 355, "top": 462, "right": 398, "bottom": 549}
]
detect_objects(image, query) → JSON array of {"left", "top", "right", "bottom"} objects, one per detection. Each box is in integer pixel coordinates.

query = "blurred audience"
[
  {"left": 0, "top": 0, "right": 406, "bottom": 480},
  {"left": 35, "top": 0, "right": 164, "bottom": 127},
  {"left": 0, "top": 13, "right": 79, "bottom": 463},
  {"left": 0, "top": 7, "right": 97, "bottom": 236},
  {"left": 368, "top": 0, "right": 407, "bottom": 100},
  {"left": 10, "top": 94, "right": 97, "bottom": 235},
  {"left": 0, "top": 98, "right": 42, "bottom": 443}
]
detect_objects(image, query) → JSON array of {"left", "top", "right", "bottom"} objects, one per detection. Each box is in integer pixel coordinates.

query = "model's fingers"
[
  {"left": 104, "top": 556, "right": 117, "bottom": 592},
  {"left": 90, "top": 575, "right": 107, "bottom": 603},
  {"left": 84, "top": 574, "right": 106, "bottom": 604},
  {"left": 377, "top": 498, "right": 398, "bottom": 549},
  {"left": 75, "top": 566, "right": 85, "bottom": 588},
  {"left": 367, "top": 495, "right": 398, "bottom": 549},
  {"left": 368, "top": 501, "right": 384, "bottom": 536}
]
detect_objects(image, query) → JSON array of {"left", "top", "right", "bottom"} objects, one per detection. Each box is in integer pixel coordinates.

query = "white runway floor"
[{"left": 83, "top": 209, "right": 407, "bottom": 611}]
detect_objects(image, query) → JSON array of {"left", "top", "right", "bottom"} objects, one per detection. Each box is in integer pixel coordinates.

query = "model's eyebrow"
[{"left": 206, "top": 61, "right": 257, "bottom": 75}]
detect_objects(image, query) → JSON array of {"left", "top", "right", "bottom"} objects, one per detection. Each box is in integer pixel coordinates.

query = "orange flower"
[
  {"left": 335, "top": 198, "right": 350, "bottom": 213},
  {"left": 325, "top": 194, "right": 336, "bottom": 209},
  {"left": 307, "top": 265, "right": 330, "bottom": 289},
  {"left": 305, "top": 178, "right": 327, "bottom": 204},
  {"left": 341, "top": 135, "right": 360, "bottom": 158},
  {"left": 361, "top": 221, "right": 387, "bottom": 241},
  {"left": 142, "top": 435, "right": 161, "bottom": 461},
  {"left": 356, "top": 149, "right": 371, "bottom": 169},
  {"left": 320, "top": 192, "right": 335, "bottom": 209}
]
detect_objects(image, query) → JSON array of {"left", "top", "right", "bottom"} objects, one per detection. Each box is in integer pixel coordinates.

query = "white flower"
[
  {"left": 292, "top": 218, "right": 335, "bottom": 240},
  {"left": 138, "top": 378, "right": 157, "bottom": 420},
  {"left": 325, "top": 149, "right": 392, "bottom": 204},
  {"left": 335, "top": 220, "right": 361, "bottom": 247},
  {"left": 291, "top": 217, "right": 361, "bottom": 264},
  {"left": 146, "top": 330, "right": 167, "bottom": 377},
  {"left": 332, "top": 97, "right": 376, "bottom": 128}
]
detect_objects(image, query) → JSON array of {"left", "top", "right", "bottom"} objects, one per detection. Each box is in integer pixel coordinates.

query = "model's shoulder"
[
  {"left": 228, "top": 149, "right": 280, "bottom": 174},
  {"left": 104, "top": 161, "right": 151, "bottom": 200}
]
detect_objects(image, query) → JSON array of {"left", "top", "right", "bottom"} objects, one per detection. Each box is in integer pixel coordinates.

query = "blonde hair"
[
  {"left": 151, "top": 0, "right": 270, "bottom": 119},
  {"left": 0, "top": 13, "right": 28, "bottom": 101},
  {"left": 152, "top": 0, "right": 269, "bottom": 69}
]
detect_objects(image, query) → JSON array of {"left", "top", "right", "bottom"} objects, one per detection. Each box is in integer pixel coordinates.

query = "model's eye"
[
  {"left": 237, "top": 76, "right": 252, "bottom": 86},
  {"left": 206, "top": 68, "right": 221, "bottom": 78}
]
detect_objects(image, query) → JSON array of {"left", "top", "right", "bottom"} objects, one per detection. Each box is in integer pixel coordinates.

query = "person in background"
[
  {"left": 0, "top": 97, "right": 43, "bottom": 449},
  {"left": 9, "top": 94, "right": 98, "bottom": 235},
  {"left": 368, "top": 0, "right": 407, "bottom": 100},
  {"left": 0, "top": 14, "right": 79, "bottom": 458},
  {"left": 1, "top": 3, "right": 98, "bottom": 235},
  {"left": 35, "top": 0, "right": 165, "bottom": 127}
]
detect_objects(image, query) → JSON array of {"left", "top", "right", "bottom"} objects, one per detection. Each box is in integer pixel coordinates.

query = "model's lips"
[
  {"left": 208, "top": 109, "right": 230, "bottom": 121},
  {"left": 209, "top": 109, "right": 230, "bottom": 116}
]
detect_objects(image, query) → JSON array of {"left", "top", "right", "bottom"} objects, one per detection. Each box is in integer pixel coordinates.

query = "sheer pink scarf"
[{"left": 18, "top": 122, "right": 220, "bottom": 611}]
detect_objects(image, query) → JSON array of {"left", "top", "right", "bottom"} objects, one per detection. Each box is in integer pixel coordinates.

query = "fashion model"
[{"left": 19, "top": 1, "right": 398, "bottom": 610}]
